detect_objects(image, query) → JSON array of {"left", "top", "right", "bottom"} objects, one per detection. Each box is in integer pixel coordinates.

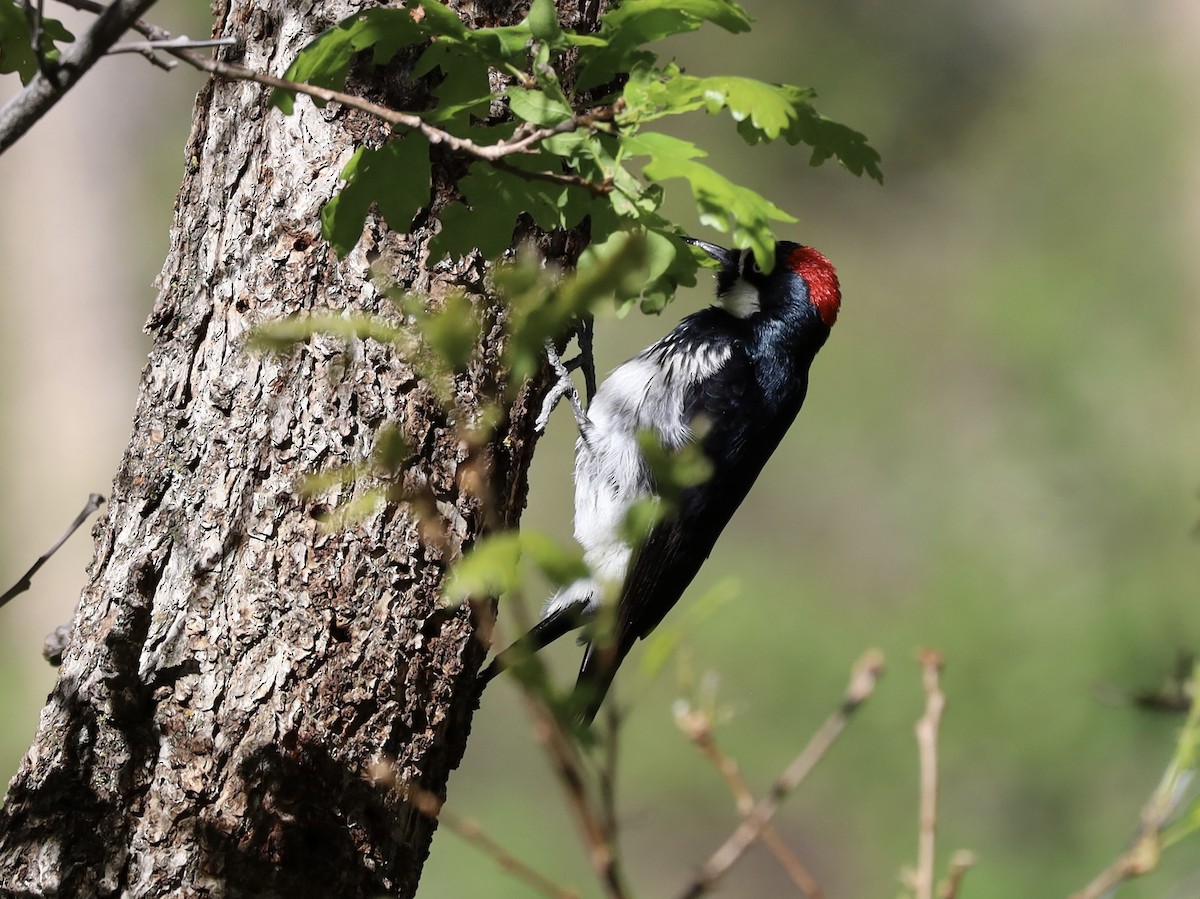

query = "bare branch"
[
  {"left": 677, "top": 650, "right": 885, "bottom": 899},
  {"left": 676, "top": 707, "right": 825, "bottom": 898},
  {"left": 598, "top": 704, "right": 622, "bottom": 847},
  {"left": 516, "top": 690, "right": 630, "bottom": 899},
  {"left": 1070, "top": 661, "right": 1200, "bottom": 899},
  {"left": 911, "top": 649, "right": 946, "bottom": 899},
  {"left": 34, "top": 0, "right": 615, "bottom": 194},
  {"left": 1, "top": 493, "right": 105, "bottom": 608},
  {"left": 938, "top": 850, "right": 976, "bottom": 899},
  {"left": 370, "top": 764, "right": 582, "bottom": 899},
  {"left": 48, "top": 0, "right": 171, "bottom": 69},
  {"left": 168, "top": 52, "right": 616, "bottom": 196},
  {"left": 0, "top": 0, "right": 162, "bottom": 154},
  {"left": 108, "top": 35, "right": 235, "bottom": 54}
]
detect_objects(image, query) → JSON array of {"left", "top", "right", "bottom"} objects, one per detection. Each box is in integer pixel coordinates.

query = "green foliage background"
[
  {"left": 429, "top": 2, "right": 1200, "bottom": 897},
  {"left": 1, "top": 0, "right": 1198, "bottom": 896}
]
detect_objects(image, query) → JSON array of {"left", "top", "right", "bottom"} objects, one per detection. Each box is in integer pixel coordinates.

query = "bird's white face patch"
[
  {"left": 720, "top": 281, "right": 760, "bottom": 318},
  {"left": 717, "top": 249, "right": 760, "bottom": 318}
]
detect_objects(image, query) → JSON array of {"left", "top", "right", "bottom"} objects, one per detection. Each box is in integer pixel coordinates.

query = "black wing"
[{"left": 574, "top": 342, "right": 809, "bottom": 723}]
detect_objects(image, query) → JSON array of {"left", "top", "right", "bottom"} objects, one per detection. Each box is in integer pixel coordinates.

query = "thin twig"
[
  {"left": 517, "top": 690, "right": 630, "bottom": 899},
  {"left": 1, "top": 493, "right": 106, "bottom": 608},
  {"left": 0, "top": 0, "right": 162, "bottom": 154},
  {"left": 938, "top": 850, "right": 976, "bottom": 899},
  {"left": 22, "top": 0, "right": 61, "bottom": 83},
  {"left": 108, "top": 35, "right": 235, "bottom": 54},
  {"left": 912, "top": 649, "right": 946, "bottom": 899},
  {"left": 677, "top": 650, "right": 885, "bottom": 899},
  {"left": 677, "top": 707, "right": 826, "bottom": 898},
  {"left": 37, "top": 0, "right": 616, "bottom": 195},
  {"left": 1070, "top": 662, "right": 1200, "bottom": 899},
  {"left": 446, "top": 811, "right": 583, "bottom": 899},
  {"left": 53, "top": 0, "right": 173, "bottom": 69},
  {"left": 1071, "top": 837, "right": 1159, "bottom": 899},
  {"left": 179, "top": 44, "right": 616, "bottom": 195},
  {"left": 371, "top": 766, "right": 582, "bottom": 899}
]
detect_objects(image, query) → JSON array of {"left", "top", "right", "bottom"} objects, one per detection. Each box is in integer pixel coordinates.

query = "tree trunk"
[{"left": 0, "top": 1, "right": 599, "bottom": 895}]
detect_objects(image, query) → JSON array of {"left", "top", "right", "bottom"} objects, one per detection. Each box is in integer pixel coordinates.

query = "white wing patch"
[{"left": 541, "top": 335, "right": 732, "bottom": 621}]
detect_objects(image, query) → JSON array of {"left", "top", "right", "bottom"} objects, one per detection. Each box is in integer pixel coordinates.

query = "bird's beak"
[{"left": 683, "top": 237, "right": 738, "bottom": 275}]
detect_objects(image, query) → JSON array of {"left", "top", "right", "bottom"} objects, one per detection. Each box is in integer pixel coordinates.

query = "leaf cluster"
[
  {"left": 0, "top": 1, "right": 73, "bottom": 84},
  {"left": 246, "top": 231, "right": 659, "bottom": 533},
  {"left": 260, "top": 0, "right": 883, "bottom": 631},
  {"left": 273, "top": 0, "right": 881, "bottom": 310}
]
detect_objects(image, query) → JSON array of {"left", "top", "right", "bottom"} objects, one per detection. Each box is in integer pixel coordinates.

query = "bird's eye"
[{"left": 748, "top": 257, "right": 763, "bottom": 276}]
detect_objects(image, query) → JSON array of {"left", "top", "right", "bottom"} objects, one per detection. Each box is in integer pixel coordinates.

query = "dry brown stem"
[
  {"left": 677, "top": 707, "right": 826, "bottom": 898},
  {"left": 912, "top": 649, "right": 946, "bottom": 899},
  {"left": 676, "top": 649, "right": 885, "bottom": 899}
]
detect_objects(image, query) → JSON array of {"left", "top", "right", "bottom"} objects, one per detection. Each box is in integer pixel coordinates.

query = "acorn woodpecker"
[{"left": 481, "top": 237, "right": 841, "bottom": 724}]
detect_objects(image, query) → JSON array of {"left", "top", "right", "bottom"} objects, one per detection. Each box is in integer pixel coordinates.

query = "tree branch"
[
  {"left": 938, "top": 850, "right": 976, "bottom": 899},
  {"left": 28, "top": 0, "right": 615, "bottom": 194},
  {"left": 911, "top": 649, "right": 946, "bottom": 899},
  {"left": 676, "top": 706, "right": 825, "bottom": 898},
  {"left": 0, "top": 493, "right": 105, "bottom": 608},
  {"left": 1070, "top": 661, "right": 1200, "bottom": 899},
  {"left": 0, "top": 0, "right": 162, "bottom": 154},
  {"left": 677, "top": 650, "right": 885, "bottom": 899},
  {"left": 179, "top": 53, "right": 615, "bottom": 195},
  {"left": 370, "top": 767, "right": 583, "bottom": 899},
  {"left": 517, "top": 690, "right": 630, "bottom": 899}
]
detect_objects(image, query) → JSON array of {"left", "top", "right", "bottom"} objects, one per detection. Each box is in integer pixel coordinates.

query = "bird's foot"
[{"left": 536, "top": 340, "right": 592, "bottom": 437}]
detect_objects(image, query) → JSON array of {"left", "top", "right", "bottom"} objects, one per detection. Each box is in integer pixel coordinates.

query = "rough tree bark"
[{"left": 0, "top": 0, "right": 602, "bottom": 895}]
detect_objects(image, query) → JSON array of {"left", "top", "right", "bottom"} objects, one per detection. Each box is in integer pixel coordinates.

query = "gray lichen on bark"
[{"left": 0, "top": 0, "right": 600, "bottom": 896}]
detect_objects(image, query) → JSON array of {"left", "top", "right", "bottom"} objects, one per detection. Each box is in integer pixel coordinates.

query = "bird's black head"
[{"left": 684, "top": 238, "right": 840, "bottom": 329}]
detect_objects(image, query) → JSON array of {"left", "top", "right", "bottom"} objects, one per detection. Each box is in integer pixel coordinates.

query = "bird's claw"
[{"left": 536, "top": 340, "right": 592, "bottom": 437}]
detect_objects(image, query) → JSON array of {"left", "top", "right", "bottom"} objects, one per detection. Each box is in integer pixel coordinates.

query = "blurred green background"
[{"left": 3, "top": 0, "right": 1199, "bottom": 896}]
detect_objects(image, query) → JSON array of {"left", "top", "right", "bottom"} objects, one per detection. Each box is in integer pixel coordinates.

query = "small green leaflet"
[
  {"left": 622, "top": 65, "right": 882, "bottom": 183},
  {"left": 247, "top": 311, "right": 407, "bottom": 354},
  {"left": 625, "top": 131, "right": 794, "bottom": 269},
  {"left": 602, "top": 0, "right": 753, "bottom": 35},
  {"left": 428, "top": 158, "right": 590, "bottom": 262},
  {"left": 699, "top": 75, "right": 808, "bottom": 139},
  {"left": 0, "top": 2, "right": 73, "bottom": 85},
  {"left": 414, "top": 41, "right": 491, "bottom": 126},
  {"left": 502, "top": 231, "right": 652, "bottom": 385},
  {"left": 777, "top": 103, "right": 884, "bottom": 182},
  {"left": 321, "top": 137, "right": 430, "bottom": 256},
  {"left": 526, "top": 0, "right": 561, "bottom": 44},
  {"left": 444, "top": 530, "right": 588, "bottom": 604},
  {"left": 639, "top": 578, "right": 739, "bottom": 678},
  {"left": 579, "top": 0, "right": 752, "bottom": 91},
  {"left": 507, "top": 87, "right": 573, "bottom": 127},
  {"left": 401, "top": 293, "right": 481, "bottom": 376},
  {"left": 271, "top": 8, "right": 425, "bottom": 114}
]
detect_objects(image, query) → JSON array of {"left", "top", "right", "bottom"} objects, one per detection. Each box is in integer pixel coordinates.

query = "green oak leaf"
[
  {"left": 444, "top": 529, "right": 586, "bottom": 604},
  {"left": 272, "top": 8, "right": 425, "bottom": 113},
  {"left": 321, "top": 137, "right": 430, "bottom": 256},
  {"left": 625, "top": 131, "right": 794, "bottom": 270},
  {"left": 413, "top": 41, "right": 492, "bottom": 126},
  {"left": 0, "top": 3, "right": 74, "bottom": 84},
  {"left": 507, "top": 87, "right": 573, "bottom": 126}
]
